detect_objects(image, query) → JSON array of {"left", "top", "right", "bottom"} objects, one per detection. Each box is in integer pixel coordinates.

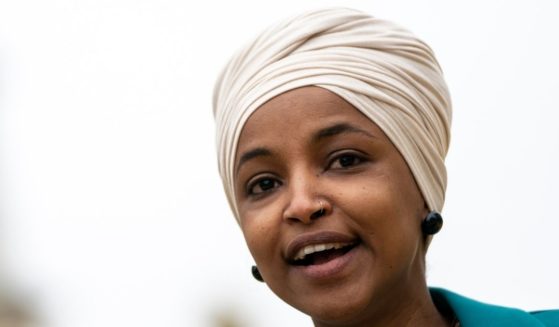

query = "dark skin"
[{"left": 234, "top": 87, "right": 453, "bottom": 327}]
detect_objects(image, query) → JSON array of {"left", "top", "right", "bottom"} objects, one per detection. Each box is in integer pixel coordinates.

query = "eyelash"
[
  {"left": 245, "top": 151, "right": 368, "bottom": 197},
  {"left": 327, "top": 151, "right": 367, "bottom": 170},
  {"left": 246, "top": 175, "right": 282, "bottom": 196}
]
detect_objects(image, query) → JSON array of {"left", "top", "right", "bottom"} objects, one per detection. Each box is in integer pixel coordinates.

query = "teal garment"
[{"left": 430, "top": 288, "right": 559, "bottom": 326}]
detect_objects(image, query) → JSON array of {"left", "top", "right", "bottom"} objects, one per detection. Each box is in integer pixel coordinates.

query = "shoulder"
[
  {"left": 531, "top": 310, "right": 559, "bottom": 327},
  {"left": 430, "top": 287, "right": 559, "bottom": 327}
]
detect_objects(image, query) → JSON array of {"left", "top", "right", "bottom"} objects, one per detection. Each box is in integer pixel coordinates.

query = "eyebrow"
[
  {"left": 313, "top": 123, "right": 376, "bottom": 142},
  {"left": 235, "top": 123, "right": 376, "bottom": 173},
  {"left": 236, "top": 147, "right": 272, "bottom": 173}
]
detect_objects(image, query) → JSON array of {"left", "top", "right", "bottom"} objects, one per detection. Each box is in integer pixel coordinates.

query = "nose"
[{"left": 282, "top": 172, "right": 330, "bottom": 224}]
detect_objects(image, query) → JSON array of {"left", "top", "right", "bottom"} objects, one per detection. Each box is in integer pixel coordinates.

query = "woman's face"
[{"left": 234, "top": 87, "right": 429, "bottom": 325}]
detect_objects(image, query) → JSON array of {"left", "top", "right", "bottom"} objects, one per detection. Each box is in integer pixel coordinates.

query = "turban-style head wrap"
[{"left": 213, "top": 7, "right": 452, "bottom": 222}]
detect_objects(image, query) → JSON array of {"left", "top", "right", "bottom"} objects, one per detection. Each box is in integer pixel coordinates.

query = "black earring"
[
  {"left": 251, "top": 265, "right": 264, "bottom": 282},
  {"left": 421, "top": 211, "right": 443, "bottom": 236}
]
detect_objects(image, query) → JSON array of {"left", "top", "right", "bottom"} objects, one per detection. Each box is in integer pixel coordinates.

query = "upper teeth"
[{"left": 293, "top": 242, "right": 351, "bottom": 261}]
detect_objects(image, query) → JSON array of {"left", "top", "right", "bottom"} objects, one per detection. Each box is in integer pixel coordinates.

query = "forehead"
[{"left": 237, "top": 86, "right": 381, "bottom": 149}]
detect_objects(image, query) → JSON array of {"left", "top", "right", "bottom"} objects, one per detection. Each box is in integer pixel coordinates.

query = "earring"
[
  {"left": 421, "top": 211, "right": 443, "bottom": 236},
  {"left": 251, "top": 265, "right": 264, "bottom": 282}
]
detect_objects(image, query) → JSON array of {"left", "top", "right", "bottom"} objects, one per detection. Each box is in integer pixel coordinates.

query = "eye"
[
  {"left": 247, "top": 176, "right": 281, "bottom": 195},
  {"left": 328, "top": 153, "right": 365, "bottom": 169}
]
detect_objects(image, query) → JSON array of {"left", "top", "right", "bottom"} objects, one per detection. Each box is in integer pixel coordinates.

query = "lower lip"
[{"left": 292, "top": 245, "right": 359, "bottom": 280}]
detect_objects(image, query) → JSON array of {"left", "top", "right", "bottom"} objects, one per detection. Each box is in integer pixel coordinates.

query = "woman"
[{"left": 212, "top": 8, "right": 558, "bottom": 327}]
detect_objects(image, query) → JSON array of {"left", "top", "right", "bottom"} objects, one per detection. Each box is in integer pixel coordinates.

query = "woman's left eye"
[{"left": 328, "top": 153, "right": 364, "bottom": 169}]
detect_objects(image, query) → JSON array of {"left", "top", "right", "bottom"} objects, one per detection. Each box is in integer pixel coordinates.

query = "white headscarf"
[{"left": 213, "top": 8, "right": 452, "bottom": 222}]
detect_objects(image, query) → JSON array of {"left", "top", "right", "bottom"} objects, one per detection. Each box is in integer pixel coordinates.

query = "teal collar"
[{"left": 430, "top": 288, "right": 548, "bottom": 327}]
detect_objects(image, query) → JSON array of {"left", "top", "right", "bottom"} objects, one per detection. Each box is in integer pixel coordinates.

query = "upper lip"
[{"left": 285, "top": 231, "right": 358, "bottom": 262}]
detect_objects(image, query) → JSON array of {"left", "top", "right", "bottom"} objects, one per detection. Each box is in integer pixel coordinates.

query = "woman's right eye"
[{"left": 247, "top": 177, "right": 280, "bottom": 195}]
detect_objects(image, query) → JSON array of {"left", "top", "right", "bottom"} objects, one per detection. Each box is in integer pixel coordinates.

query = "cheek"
[
  {"left": 334, "top": 175, "right": 402, "bottom": 221},
  {"left": 332, "top": 173, "right": 421, "bottom": 252},
  {"left": 240, "top": 207, "right": 281, "bottom": 263},
  {"left": 342, "top": 163, "right": 424, "bottom": 224}
]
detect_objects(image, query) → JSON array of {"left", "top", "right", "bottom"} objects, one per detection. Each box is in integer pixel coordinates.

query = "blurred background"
[{"left": 1, "top": 0, "right": 558, "bottom": 326}]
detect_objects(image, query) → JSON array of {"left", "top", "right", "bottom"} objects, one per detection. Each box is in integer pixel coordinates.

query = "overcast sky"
[{"left": 1, "top": 1, "right": 558, "bottom": 326}]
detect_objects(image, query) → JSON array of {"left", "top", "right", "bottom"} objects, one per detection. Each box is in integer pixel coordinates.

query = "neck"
[
  {"left": 313, "top": 283, "right": 452, "bottom": 327},
  {"left": 389, "top": 287, "right": 451, "bottom": 327}
]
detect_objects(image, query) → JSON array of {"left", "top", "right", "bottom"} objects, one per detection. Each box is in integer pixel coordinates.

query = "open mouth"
[{"left": 289, "top": 241, "right": 359, "bottom": 266}]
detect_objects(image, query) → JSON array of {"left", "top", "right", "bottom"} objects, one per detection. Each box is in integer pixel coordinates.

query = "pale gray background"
[{"left": 1, "top": 0, "right": 558, "bottom": 326}]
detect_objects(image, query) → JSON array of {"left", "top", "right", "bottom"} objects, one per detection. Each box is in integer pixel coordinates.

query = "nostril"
[
  {"left": 283, "top": 198, "right": 328, "bottom": 223},
  {"left": 310, "top": 207, "right": 326, "bottom": 220}
]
